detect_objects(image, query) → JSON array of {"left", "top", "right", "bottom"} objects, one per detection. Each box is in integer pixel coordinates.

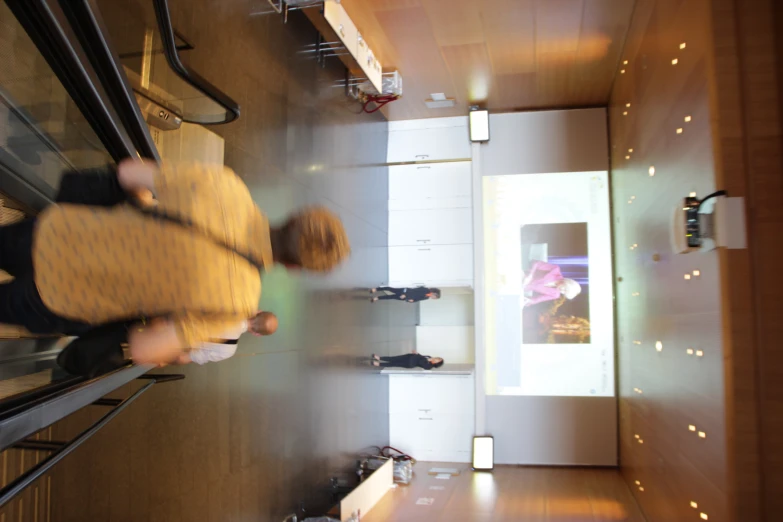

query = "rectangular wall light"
[
  {"left": 469, "top": 109, "right": 490, "bottom": 142},
  {"left": 472, "top": 436, "right": 494, "bottom": 471}
]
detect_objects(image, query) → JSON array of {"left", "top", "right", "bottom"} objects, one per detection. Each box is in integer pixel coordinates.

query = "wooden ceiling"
[{"left": 340, "top": 0, "right": 637, "bottom": 120}]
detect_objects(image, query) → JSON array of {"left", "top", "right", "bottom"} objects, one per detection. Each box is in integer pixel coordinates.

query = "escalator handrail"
[
  {"left": 59, "top": 0, "right": 161, "bottom": 162},
  {"left": 152, "top": 0, "right": 241, "bottom": 125},
  {"left": 4, "top": 0, "right": 139, "bottom": 163},
  {"left": 0, "top": 374, "right": 86, "bottom": 422},
  {"left": 0, "top": 364, "right": 151, "bottom": 452}
]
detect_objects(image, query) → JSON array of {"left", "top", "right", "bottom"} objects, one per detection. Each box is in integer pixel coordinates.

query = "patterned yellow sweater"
[{"left": 32, "top": 162, "right": 273, "bottom": 348}]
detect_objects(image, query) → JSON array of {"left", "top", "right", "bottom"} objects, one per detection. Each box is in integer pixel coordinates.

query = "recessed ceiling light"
[
  {"left": 648, "top": 166, "right": 656, "bottom": 176},
  {"left": 680, "top": 43, "right": 687, "bottom": 49},
  {"left": 621, "top": 69, "right": 626, "bottom": 74},
  {"left": 685, "top": 115, "right": 692, "bottom": 122},
  {"left": 672, "top": 58, "right": 679, "bottom": 65},
  {"left": 691, "top": 501, "right": 698, "bottom": 509},
  {"left": 677, "top": 128, "right": 684, "bottom": 134},
  {"left": 655, "top": 341, "right": 663, "bottom": 351},
  {"left": 623, "top": 60, "right": 629, "bottom": 65}
]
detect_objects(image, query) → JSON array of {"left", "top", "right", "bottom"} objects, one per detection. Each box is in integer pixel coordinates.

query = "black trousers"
[
  {"left": 375, "top": 286, "right": 406, "bottom": 301},
  {"left": 0, "top": 218, "right": 91, "bottom": 335},
  {"left": 378, "top": 355, "right": 414, "bottom": 368}
]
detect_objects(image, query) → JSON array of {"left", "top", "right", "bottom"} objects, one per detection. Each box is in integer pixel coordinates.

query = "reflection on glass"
[
  {"left": 0, "top": 2, "right": 112, "bottom": 192},
  {"left": 96, "top": 0, "right": 233, "bottom": 124}
]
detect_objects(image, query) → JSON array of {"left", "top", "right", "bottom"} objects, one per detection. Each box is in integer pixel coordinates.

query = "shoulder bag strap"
[{"left": 128, "top": 199, "right": 264, "bottom": 270}]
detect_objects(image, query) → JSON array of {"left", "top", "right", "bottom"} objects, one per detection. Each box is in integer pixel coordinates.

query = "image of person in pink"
[{"left": 522, "top": 260, "right": 582, "bottom": 307}]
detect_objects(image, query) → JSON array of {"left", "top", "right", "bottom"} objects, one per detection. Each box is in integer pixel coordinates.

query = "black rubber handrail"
[
  {"left": 0, "top": 364, "right": 151, "bottom": 451},
  {"left": 0, "top": 374, "right": 85, "bottom": 422},
  {"left": 58, "top": 0, "right": 161, "bottom": 161},
  {"left": 152, "top": 0, "right": 240, "bottom": 124},
  {"left": 4, "top": 0, "right": 139, "bottom": 162}
]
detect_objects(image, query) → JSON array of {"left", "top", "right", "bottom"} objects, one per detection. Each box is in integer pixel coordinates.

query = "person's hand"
[
  {"left": 117, "top": 158, "right": 158, "bottom": 194},
  {"left": 408, "top": 299, "right": 414, "bottom": 303},
  {"left": 132, "top": 188, "right": 156, "bottom": 207},
  {"left": 399, "top": 294, "right": 406, "bottom": 299},
  {"left": 128, "top": 319, "right": 185, "bottom": 365}
]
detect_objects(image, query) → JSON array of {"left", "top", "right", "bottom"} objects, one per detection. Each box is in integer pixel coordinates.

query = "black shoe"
[{"left": 56, "top": 322, "right": 130, "bottom": 378}]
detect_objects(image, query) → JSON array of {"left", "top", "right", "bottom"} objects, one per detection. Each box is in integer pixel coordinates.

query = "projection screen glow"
[{"left": 482, "top": 171, "right": 615, "bottom": 397}]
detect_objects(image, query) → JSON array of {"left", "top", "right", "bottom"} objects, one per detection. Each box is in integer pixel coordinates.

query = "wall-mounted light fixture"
[
  {"left": 469, "top": 106, "right": 490, "bottom": 142},
  {"left": 472, "top": 436, "right": 494, "bottom": 471}
]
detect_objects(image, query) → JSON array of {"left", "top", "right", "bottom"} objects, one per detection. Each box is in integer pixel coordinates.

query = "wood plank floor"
[{"left": 363, "top": 463, "right": 646, "bottom": 522}]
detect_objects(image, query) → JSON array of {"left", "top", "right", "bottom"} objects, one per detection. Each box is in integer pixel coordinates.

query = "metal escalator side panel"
[
  {"left": 134, "top": 92, "right": 182, "bottom": 132},
  {"left": 58, "top": 0, "right": 161, "bottom": 161}
]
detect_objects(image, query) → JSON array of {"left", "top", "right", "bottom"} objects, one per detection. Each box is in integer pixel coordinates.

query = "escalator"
[{"left": 0, "top": 0, "right": 239, "bottom": 508}]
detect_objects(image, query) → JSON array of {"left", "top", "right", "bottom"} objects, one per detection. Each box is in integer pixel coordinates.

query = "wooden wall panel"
[
  {"left": 613, "top": 0, "right": 783, "bottom": 520},
  {"left": 440, "top": 43, "right": 494, "bottom": 105},
  {"left": 421, "top": 0, "right": 485, "bottom": 46},
  {"left": 372, "top": 6, "right": 458, "bottom": 121},
  {"left": 535, "top": 0, "right": 584, "bottom": 54},
  {"left": 609, "top": 1, "right": 732, "bottom": 521},
  {"left": 482, "top": 0, "right": 537, "bottom": 76},
  {"left": 706, "top": 0, "right": 783, "bottom": 519},
  {"left": 340, "top": 0, "right": 635, "bottom": 120}
]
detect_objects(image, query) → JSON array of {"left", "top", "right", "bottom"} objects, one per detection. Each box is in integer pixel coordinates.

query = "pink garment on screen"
[{"left": 524, "top": 261, "right": 564, "bottom": 306}]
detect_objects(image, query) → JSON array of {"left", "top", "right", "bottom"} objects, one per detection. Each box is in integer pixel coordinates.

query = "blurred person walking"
[{"left": 0, "top": 159, "right": 350, "bottom": 365}]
